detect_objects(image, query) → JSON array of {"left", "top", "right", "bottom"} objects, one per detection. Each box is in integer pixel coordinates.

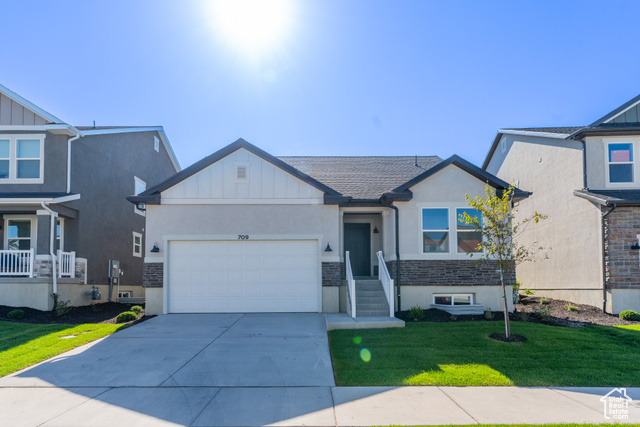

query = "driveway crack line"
[
  {"left": 437, "top": 386, "right": 480, "bottom": 424},
  {"left": 329, "top": 386, "right": 338, "bottom": 427},
  {"left": 160, "top": 314, "right": 246, "bottom": 386},
  {"left": 188, "top": 386, "right": 223, "bottom": 426}
]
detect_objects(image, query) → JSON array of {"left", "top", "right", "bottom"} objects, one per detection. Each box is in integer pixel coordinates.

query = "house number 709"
[{"left": 237, "top": 235, "right": 249, "bottom": 240}]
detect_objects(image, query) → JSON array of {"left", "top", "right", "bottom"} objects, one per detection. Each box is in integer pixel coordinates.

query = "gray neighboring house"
[
  {"left": 0, "top": 84, "right": 180, "bottom": 311},
  {"left": 130, "top": 138, "right": 526, "bottom": 316},
  {"left": 484, "top": 94, "right": 640, "bottom": 314}
]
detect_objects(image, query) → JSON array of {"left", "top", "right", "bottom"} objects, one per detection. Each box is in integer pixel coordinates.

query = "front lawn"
[
  {"left": 329, "top": 322, "right": 640, "bottom": 386},
  {"left": 0, "top": 322, "right": 125, "bottom": 377}
]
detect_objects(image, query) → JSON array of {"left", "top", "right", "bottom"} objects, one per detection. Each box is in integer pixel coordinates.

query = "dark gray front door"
[{"left": 344, "top": 223, "right": 371, "bottom": 276}]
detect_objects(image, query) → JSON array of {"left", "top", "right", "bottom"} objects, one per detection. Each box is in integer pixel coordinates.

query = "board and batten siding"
[
  {"left": 161, "top": 148, "right": 324, "bottom": 203},
  {"left": 0, "top": 93, "right": 48, "bottom": 126}
]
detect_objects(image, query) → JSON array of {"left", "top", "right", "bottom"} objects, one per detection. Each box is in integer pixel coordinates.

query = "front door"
[{"left": 344, "top": 223, "right": 371, "bottom": 277}]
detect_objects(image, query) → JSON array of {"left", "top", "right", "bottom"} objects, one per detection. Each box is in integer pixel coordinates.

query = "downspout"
[
  {"left": 381, "top": 198, "right": 401, "bottom": 312},
  {"left": 66, "top": 129, "right": 82, "bottom": 193},
  {"left": 580, "top": 138, "right": 588, "bottom": 189},
  {"left": 40, "top": 202, "right": 58, "bottom": 298},
  {"left": 601, "top": 204, "right": 616, "bottom": 313}
]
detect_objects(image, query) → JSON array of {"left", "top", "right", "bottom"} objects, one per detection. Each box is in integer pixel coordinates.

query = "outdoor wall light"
[
  {"left": 631, "top": 241, "right": 640, "bottom": 250},
  {"left": 150, "top": 243, "right": 160, "bottom": 253},
  {"left": 373, "top": 226, "right": 379, "bottom": 233},
  {"left": 324, "top": 244, "right": 333, "bottom": 252}
]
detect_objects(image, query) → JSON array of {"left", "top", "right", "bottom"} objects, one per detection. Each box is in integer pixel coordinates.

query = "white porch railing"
[
  {"left": 57, "top": 250, "right": 76, "bottom": 278},
  {"left": 0, "top": 249, "right": 34, "bottom": 277},
  {"left": 376, "top": 251, "right": 394, "bottom": 317},
  {"left": 345, "top": 251, "right": 356, "bottom": 318}
]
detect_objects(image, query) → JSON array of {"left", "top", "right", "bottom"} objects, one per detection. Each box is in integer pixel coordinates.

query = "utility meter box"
[{"left": 109, "top": 260, "right": 120, "bottom": 279}]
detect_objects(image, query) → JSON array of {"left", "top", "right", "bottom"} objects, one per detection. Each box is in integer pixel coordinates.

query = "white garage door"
[{"left": 168, "top": 240, "right": 320, "bottom": 313}]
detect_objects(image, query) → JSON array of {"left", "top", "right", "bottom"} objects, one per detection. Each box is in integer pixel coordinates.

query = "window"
[
  {"left": 235, "top": 162, "right": 250, "bottom": 182},
  {"left": 6, "top": 218, "right": 33, "bottom": 250},
  {"left": 0, "top": 135, "right": 44, "bottom": 183},
  {"left": 133, "top": 232, "right": 142, "bottom": 257},
  {"left": 237, "top": 165, "right": 247, "bottom": 179},
  {"left": 422, "top": 208, "right": 449, "bottom": 253},
  {"left": 607, "top": 143, "right": 634, "bottom": 183},
  {"left": 134, "top": 177, "right": 146, "bottom": 216},
  {"left": 55, "top": 219, "right": 64, "bottom": 251},
  {"left": 456, "top": 208, "right": 483, "bottom": 253},
  {"left": 118, "top": 291, "right": 132, "bottom": 298},
  {"left": 501, "top": 139, "right": 506, "bottom": 153},
  {"left": 433, "top": 294, "right": 473, "bottom": 306},
  {"left": 154, "top": 136, "right": 160, "bottom": 152}
]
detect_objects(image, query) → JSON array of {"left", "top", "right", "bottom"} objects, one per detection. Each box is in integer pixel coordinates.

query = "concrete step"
[
  {"left": 356, "top": 309, "right": 390, "bottom": 317},
  {"left": 356, "top": 303, "right": 389, "bottom": 311},
  {"left": 356, "top": 290, "right": 386, "bottom": 297},
  {"left": 356, "top": 296, "right": 388, "bottom": 304}
]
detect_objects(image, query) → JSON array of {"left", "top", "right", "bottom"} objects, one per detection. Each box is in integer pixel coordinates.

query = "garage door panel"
[{"left": 168, "top": 240, "right": 319, "bottom": 313}]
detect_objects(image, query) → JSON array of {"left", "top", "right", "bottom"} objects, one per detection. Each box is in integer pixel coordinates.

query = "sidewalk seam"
[
  {"left": 548, "top": 387, "right": 606, "bottom": 416},
  {"left": 437, "top": 386, "right": 480, "bottom": 424},
  {"left": 36, "top": 387, "right": 112, "bottom": 427},
  {"left": 188, "top": 387, "right": 223, "bottom": 426}
]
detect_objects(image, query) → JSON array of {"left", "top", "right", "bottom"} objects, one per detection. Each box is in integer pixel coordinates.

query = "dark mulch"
[
  {"left": 489, "top": 333, "right": 527, "bottom": 342},
  {"left": 0, "top": 302, "right": 146, "bottom": 324},
  {"left": 397, "top": 296, "right": 640, "bottom": 328}
]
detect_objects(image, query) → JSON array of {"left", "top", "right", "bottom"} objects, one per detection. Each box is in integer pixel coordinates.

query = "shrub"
[
  {"left": 566, "top": 303, "right": 581, "bottom": 312},
  {"left": 55, "top": 300, "right": 72, "bottom": 317},
  {"left": 519, "top": 311, "right": 530, "bottom": 322},
  {"left": 130, "top": 305, "right": 143, "bottom": 316},
  {"left": 619, "top": 310, "right": 640, "bottom": 321},
  {"left": 540, "top": 297, "right": 549, "bottom": 305},
  {"left": 534, "top": 306, "right": 552, "bottom": 322},
  {"left": 522, "top": 288, "right": 535, "bottom": 296},
  {"left": 484, "top": 310, "right": 494, "bottom": 320},
  {"left": 116, "top": 311, "right": 138, "bottom": 323},
  {"left": 408, "top": 305, "right": 425, "bottom": 321},
  {"left": 7, "top": 309, "right": 24, "bottom": 320}
]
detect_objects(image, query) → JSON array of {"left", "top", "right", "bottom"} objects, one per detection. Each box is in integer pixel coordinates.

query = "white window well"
[
  {"left": 433, "top": 294, "right": 473, "bottom": 306},
  {"left": 0, "top": 134, "right": 45, "bottom": 183},
  {"left": 133, "top": 232, "right": 142, "bottom": 257}
]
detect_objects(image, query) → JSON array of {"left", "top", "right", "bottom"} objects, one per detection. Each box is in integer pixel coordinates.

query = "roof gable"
[
  {"left": 0, "top": 84, "right": 64, "bottom": 125},
  {"left": 591, "top": 93, "right": 640, "bottom": 126}
]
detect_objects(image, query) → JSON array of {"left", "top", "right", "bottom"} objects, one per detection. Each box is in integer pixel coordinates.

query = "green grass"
[
  {"left": 381, "top": 425, "right": 639, "bottom": 427},
  {"left": 329, "top": 322, "right": 640, "bottom": 386},
  {"left": 0, "top": 322, "right": 126, "bottom": 377}
]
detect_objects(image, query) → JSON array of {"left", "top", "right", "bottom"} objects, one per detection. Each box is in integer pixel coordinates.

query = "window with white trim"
[
  {"left": 154, "top": 136, "right": 160, "bottom": 152},
  {"left": 132, "top": 232, "right": 142, "bottom": 257},
  {"left": 607, "top": 142, "right": 634, "bottom": 183},
  {"left": 422, "top": 208, "right": 449, "bottom": 253},
  {"left": 118, "top": 291, "right": 132, "bottom": 298},
  {"left": 0, "top": 134, "right": 45, "bottom": 183},
  {"left": 134, "top": 177, "right": 146, "bottom": 216},
  {"left": 433, "top": 294, "right": 473, "bottom": 306},
  {"left": 4, "top": 215, "right": 36, "bottom": 250},
  {"left": 55, "top": 218, "right": 64, "bottom": 251},
  {"left": 456, "top": 208, "right": 483, "bottom": 253}
]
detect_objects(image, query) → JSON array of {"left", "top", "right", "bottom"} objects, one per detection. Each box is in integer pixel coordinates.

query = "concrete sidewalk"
[{"left": 1, "top": 385, "right": 638, "bottom": 426}]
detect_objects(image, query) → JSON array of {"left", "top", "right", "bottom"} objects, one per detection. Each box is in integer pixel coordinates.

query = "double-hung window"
[
  {"left": 422, "top": 208, "right": 449, "bottom": 253},
  {"left": 607, "top": 142, "right": 634, "bottom": 184},
  {"left": 456, "top": 208, "right": 483, "bottom": 253},
  {"left": 5, "top": 217, "right": 35, "bottom": 250},
  {"left": 0, "top": 135, "right": 45, "bottom": 183}
]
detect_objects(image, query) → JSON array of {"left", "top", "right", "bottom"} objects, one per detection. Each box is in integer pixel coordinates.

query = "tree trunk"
[{"left": 500, "top": 261, "right": 511, "bottom": 338}]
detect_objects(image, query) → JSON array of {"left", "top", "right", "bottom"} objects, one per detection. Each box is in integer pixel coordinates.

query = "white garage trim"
[{"left": 163, "top": 235, "right": 323, "bottom": 314}]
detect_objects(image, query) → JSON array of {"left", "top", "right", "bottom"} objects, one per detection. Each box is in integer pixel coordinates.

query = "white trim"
[
  {"left": 497, "top": 129, "right": 571, "bottom": 139},
  {"left": 80, "top": 127, "right": 180, "bottom": 172},
  {"left": 0, "top": 134, "right": 45, "bottom": 184},
  {"left": 0, "top": 84, "right": 65, "bottom": 124},
  {"left": 604, "top": 100, "right": 640, "bottom": 124},
  {"left": 433, "top": 293, "right": 474, "bottom": 306},
  {"left": 134, "top": 177, "right": 147, "bottom": 216},
  {"left": 3, "top": 215, "right": 37, "bottom": 250},
  {"left": 56, "top": 218, "right": 64, "bottom": 252},
  {"left": 0, "top": 194, "right": 81, "bottom": 204},
  {"left": 604, "top": 137, "right": 639, "bottom": 188},
  {"left": 421, "top": 207, "right": 450, "bottom": 254},
  {"left": 133, "top": 232, "right": 143, "bottom": 257},
  {"left": 162, "top": 234, "right": 323, "bottom": 242},
  {"left": 160, "top": 198, "right": 324, "bottom": 205}
]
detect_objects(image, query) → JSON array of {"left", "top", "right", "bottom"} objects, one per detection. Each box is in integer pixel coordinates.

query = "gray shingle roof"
[
  {"left": 573, "top": 189, "right": 640, "bottom": 206},
  {"left": 278, "top": 156, "right": 443, "bottom": 199},
  {"left": 502, "top": 127, "right": 585, "bottom": 135},
  {"left": 75, "top": 126, "right": 152, "bottom": 130}
]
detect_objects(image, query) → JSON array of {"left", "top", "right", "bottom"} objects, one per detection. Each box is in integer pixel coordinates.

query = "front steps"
[{"left": 355, "top": 278, "right": 390, "bottom": 317}]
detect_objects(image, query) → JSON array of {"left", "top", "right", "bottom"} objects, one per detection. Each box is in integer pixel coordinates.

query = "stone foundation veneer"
[
  {"left": 604, "top": 207, "right": 640, "bottom": 289},
  {"left": 143, "top": 262, "right": 164, "bottom": 288},
  {"left": 321, "top": 262, "right": 342, "bottom": 287},
  {"left": 386, "top": 259, "right": 514, "bottom": 287}
]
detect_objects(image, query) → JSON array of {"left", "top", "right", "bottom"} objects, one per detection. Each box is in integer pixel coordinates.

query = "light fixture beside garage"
[
  {"left": 150, "top": 243, "right": 160, "bottom": 253},
  {"left": 324, "top": 243, "right": 333, "bottom": 252}
]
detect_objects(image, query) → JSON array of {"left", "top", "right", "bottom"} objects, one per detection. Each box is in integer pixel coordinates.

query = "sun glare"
[{"left": 208, "top": 0, "right": 293, "bottom": 56}]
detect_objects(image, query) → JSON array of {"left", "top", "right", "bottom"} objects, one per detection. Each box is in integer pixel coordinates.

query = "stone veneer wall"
[
  {"left": 321, "top": 262, "right": 342, "bottom": 287},
  {"left": 604, "top": 207, "right": 640, "bottom": 289},
  {"left": 143, "top": 262, "right": 164, "bottom": 288},
  {"left": 386, "top": 259, "right": 513, "bottom": 286}
]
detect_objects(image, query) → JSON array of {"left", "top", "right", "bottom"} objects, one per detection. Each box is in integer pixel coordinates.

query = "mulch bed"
[
  {"left": 397, "top": 296, "right": 640, "bottom": 328},
  {"left": 0, "top": 302, "right": 147, "bottom": 324},
  {"left": 489, "top": 333, "right": 527, "bottom": 342}
]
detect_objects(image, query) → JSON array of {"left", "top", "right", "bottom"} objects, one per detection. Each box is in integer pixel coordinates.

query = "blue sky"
[{"left": 2, "top": 0, "right": 640, "bottom": 168}]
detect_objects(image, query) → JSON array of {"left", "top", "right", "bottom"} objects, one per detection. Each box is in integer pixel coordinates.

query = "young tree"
[{"left": 460, "top": 183, "right": 548, "bottom": 339}]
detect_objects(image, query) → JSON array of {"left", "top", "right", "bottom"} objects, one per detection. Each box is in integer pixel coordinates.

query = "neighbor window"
[
  {"left": 6, "top": 219, "right": 32, "bottom": 250},
  {"left": 422, "top": 208, "right": 449, "bottom": 253},
  {"left": 433, "top": 294, "right": 473, "bottom": 306},
  {"left": 607, "top": 143, "right": 634, "bottom": 183},
  {"left": 134, "top": 177, "right": 146, "bottom": 216},
  {"left": 456, "top": 208, "right": 483, "bottom": 253},
  {"left": 0, "top": 135, "right": 44, "bottom": 182},
  {"left": 133, "top": 232, "right": 142, "bottom": 257}
]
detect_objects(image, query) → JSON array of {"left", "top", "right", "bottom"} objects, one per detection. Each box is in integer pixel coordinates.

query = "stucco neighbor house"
[
  {"left": 130, "top": 138, "right": 525, "bottom": 317},
  {"left": 0, "top": 84, "right": 180, "bottom": 311},
  {"left": 483, "top": 94, "right": 640, "bottom": 314}
]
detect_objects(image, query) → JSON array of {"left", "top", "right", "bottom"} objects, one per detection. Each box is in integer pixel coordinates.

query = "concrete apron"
[{"left": 1, "top": 314, "right": 639, "bottom": 426}]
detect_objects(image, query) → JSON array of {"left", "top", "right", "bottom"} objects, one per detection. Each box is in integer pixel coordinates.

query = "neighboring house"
[
  {"left": 484, "top": 94, "right": 640, "bottom": 314},
  {"left": 0, "top": 84, "right": 180, "bottom": 311},
  {"left": 130, "top": 138, "right": 525, "bottom": 316}
]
